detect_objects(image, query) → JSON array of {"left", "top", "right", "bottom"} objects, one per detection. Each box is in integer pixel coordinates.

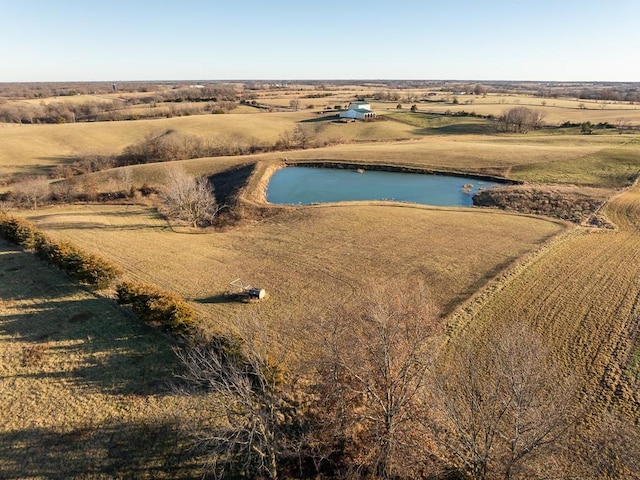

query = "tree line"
[
  {"left": 174, "top": 281, "right": 640, "bottom": 479},
  {"left": 0, "top": 97, "right": 237, "bottom": 125}
]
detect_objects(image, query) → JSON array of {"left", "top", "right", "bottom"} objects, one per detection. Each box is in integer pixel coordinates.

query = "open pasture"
[
  {"left": 0, "top": 111, "right": 419, "bottom": 178},
  {"left": 269, "top": 133, "right": 640, "bottom": 187},
  {"left": 410, "top": 99, "right": 640, "bottom": 126},
  {"left": 2, "top": 99, "right": 639, "bottom": 192},
  {"left": 75, "top": 132, "right": 640, "bottom": 203},
  {"left": 247, "top": 84, "right": 640, "bottom": 126},
  {"left": 0, "top": 112, "right": 305, "bottom": 176},
  {"left": 21, "top": 202, "right": 566, "bottom": 341}
]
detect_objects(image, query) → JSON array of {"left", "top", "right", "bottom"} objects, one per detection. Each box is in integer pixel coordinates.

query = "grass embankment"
[{"left": 0, "top": 239, "right": 209, "bottom": 478}]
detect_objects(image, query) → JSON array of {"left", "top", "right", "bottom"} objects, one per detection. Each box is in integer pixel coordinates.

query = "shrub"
[
  {"left": 0, "top": 213, "right": 41, "bottom": 249},
  {"left": 35, "top": 235, "right": 121, "bottom": 289},
  {"left": 0, "top": 212, "right": 120, "bottom": 288},
  {"left": 116, "top": 281, "right": 197, "bottom": 336}
]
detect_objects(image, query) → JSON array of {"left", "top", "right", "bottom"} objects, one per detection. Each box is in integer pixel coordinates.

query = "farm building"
[{"left": 339, "top": 101, "right": 376, "bottom": 120}]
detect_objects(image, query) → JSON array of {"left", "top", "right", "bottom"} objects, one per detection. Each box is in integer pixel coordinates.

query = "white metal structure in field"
[{"left": 225, "top": 278, "right": 267, "bottom": 302}]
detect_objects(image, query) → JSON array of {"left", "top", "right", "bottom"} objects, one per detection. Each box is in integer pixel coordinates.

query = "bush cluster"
[
  {"left": 34, "top": 236, "right": 121, "bottom": 289},
  {"left": 0, "top": 212, "right": 121, "bottom": 289},
  {"left": 497, "top": 106, "right": 545, "bottom": 133},
  {"left": 473, "top": 186, "right": 606, "bottom": 223},
  {"left": 116, "top": 281, "right": 197, "bottom": 336},
  {"left": 0, "top": 213, "right": 41, "bottom": 249}
]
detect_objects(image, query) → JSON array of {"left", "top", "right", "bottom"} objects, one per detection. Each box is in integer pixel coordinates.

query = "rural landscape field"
[{"left": 2, "top": 77, "right": 640, "bottom": 479}]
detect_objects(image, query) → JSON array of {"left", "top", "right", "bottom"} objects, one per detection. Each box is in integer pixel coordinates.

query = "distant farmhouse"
[{"left": 338, "top": 101, "right": 376, "bottom": 121}]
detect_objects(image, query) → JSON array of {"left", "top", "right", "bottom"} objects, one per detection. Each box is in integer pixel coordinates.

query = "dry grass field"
[
  {"left": 251, "top": 86, "right": 640, "bottom": 126},
  {"left": 3, "top": 81, "right": 640, "bottom": 477},
  {"left": 2, "top": 167, "right": 572, "bottom": 475},
  {"left": 19, "top": 203, "right": 565, "bottom": 335},
  {"left": 447, "top": 183, "right": 640, "bottom": 421},
  {"left": 401, "top": 96, "right": 640, "bottom": 126},
  {"left": 0, "top": 111, "right": 421, "bottom": 178},
  {"left": 0, "top": 112, "right": 306, "bottom": 176},
  {"left": 3, "top": 88, "right": 640, "bottom": 182},
  {"left": 0, "top": 239, "right": 211, "bottom": 478},
  {"left": 81, "top": 132, "right": 640, "bottom": 201}
]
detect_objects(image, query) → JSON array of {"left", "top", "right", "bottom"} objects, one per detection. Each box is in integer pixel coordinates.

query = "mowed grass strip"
[
  {"left": 448, "top": 184, "right": 640, "bottom": 420},
  {"left": 21, "top": 203, "right": 566, "bottom": 340},
  {"left": 0, "top": 238, "right": 208, "bottom": 478}
]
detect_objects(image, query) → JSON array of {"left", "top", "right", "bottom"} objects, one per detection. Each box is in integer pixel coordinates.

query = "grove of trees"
[
  {"left": 497, "top": 107, "right": 545, "bottom": 133},
  {"left": 172, "top": 282, "right": 639, "bottom": 479}
]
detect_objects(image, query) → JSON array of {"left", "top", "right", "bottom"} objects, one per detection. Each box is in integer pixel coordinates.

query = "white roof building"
[{"left": 339, "top": 101, "right": 376, "bottom": 120}]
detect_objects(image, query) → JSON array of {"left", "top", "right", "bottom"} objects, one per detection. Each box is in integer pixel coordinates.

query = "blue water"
[{"left": 266, "top": 167, "right": 500, "bottom": 207}]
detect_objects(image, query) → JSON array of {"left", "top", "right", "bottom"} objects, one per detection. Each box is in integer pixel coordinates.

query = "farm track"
[{"left": 452, "top": 184, "right": 640, "bottom": 421}]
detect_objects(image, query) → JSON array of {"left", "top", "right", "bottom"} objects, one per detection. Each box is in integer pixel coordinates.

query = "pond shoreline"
[
  {"left": 285, "top": 160, "right": 520, "bottom": 185},
  {"left": 266, "top": 163, "right": 507, "bottom": 207}
]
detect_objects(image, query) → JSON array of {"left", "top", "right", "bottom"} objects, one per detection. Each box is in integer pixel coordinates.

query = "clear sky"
[{"left": 1, "top": 0, "right": 638, "bottom": 82}]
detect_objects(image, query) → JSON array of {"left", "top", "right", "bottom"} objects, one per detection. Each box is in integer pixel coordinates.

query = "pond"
[{"left": 266, "top": 166, "right": 502, "bottom": 207}]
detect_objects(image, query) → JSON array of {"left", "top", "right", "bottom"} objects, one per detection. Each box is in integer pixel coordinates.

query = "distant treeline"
[
  {"left": 59, "top": 124, "right": 337, "bottom": 174},
  {"left": 0, "top": 85, "right": 239, "bottom": 124}
]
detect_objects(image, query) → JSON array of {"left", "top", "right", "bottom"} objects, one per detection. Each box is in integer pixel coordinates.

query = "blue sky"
[{"left": 1, "top": 0, "right": 638, "bottom": 82}]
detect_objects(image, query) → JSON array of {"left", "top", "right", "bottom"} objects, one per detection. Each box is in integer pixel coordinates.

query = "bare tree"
[
  {"left": 12, "top": 176, "right": 50, "bottom": 209},
  {"left": 315, "top": 281, "right": 441, "bottom": 479},
  {"left": 115, "top": 167, "right": 135, "bottom": 196},
  {"left": 574, "top": 411, "right": 640, "bottom": 479},
  {"left": 160, "top": 167, "right": 220, "bottom": 227},
  {"left": 276, "top": 124, "right": 317, "bottom": 150},
  {"left": 430, "top": 324, "right": 577, "bottom": 480},
  {"left": 175, "top": 320, "right": 306, "bottom": 480},
  {"left": 498, "top": 107, "right": 545, "bottom": 133},
  {"left": 616, "top": 118, "right": 630, "bottom": 134}
]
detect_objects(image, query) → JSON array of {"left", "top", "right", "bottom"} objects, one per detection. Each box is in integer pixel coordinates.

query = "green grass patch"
[
  {"left": 384, "top": 111, "right": 495, "bottom": 135},
  {"left": 511, "top": 142, "right": 640, "bottom": 187}
]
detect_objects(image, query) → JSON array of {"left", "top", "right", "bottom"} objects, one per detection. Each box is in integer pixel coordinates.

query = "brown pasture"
[
  {"left": 20, "top": 202, "right": 566, "bottom": 344},
  {"left": 3, "top": 80, "right": 640, "bottom": 475}
]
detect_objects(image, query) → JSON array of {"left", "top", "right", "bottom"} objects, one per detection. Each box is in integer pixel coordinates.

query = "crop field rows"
[{"left": 450, "top": 185, "right": 640, "bottom": 420}]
